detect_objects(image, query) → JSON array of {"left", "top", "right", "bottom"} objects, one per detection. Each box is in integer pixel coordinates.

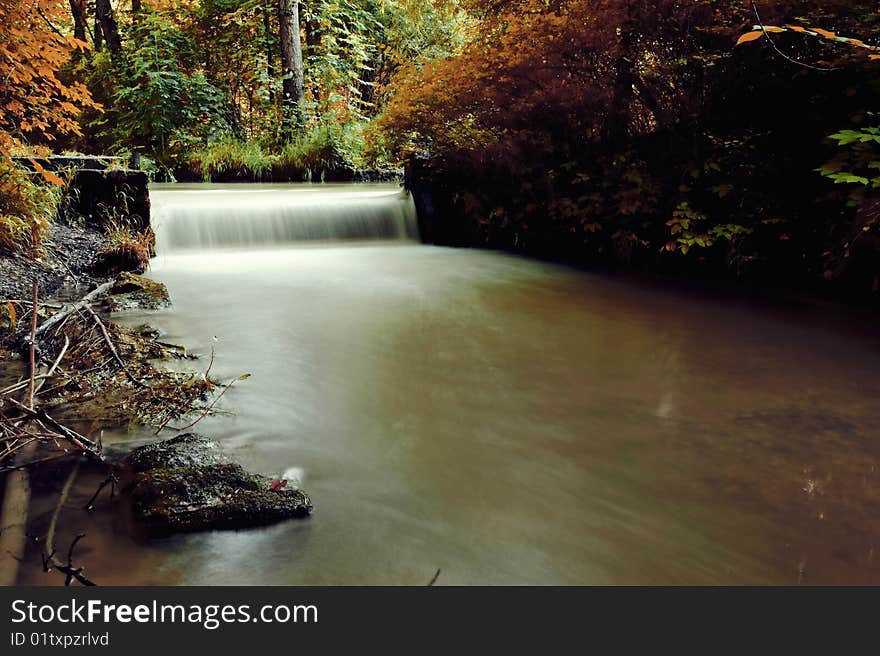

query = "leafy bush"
[
  {"left": 0, "top": 160, "right": 65, "bottom": 255},
  {"left": 279, "top": 121, "right": 367, "bottom": 174},
  {"left": 82, "top": 10, "right": 228, "bottom": 163}
]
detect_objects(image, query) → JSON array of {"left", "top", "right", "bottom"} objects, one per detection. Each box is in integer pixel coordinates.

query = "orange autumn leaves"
[
  {"left": 0, "top": 0, "right": 98, "bottom": 162},
  {"left": 0, "top": 0, "right": 96, "bottom": 254},
  {"left": 736, "top": 23, "right": 880, "bottom": 60}
]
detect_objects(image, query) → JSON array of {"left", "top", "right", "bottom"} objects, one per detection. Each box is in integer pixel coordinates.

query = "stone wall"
[{"left": 14, "top": 155, "right": 150, "bottom": 230}]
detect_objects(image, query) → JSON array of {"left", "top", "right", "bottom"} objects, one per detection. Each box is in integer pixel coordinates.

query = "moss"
[
  {"left": 127, "top": 433, "right": 227, "bottom": 472},
  {"left": 125, "top": 434, "right": 313, "bottom": 536},
  {"left": 109, "top": 271, "right": 171, "bottom": 310}
]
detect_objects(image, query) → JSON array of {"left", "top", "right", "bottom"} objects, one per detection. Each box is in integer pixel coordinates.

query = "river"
[{"left": 20, "top": 182, "right": 880, "bottom": 585}]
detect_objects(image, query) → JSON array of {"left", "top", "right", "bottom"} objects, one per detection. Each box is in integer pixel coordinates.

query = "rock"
[
  {"left": 124, "top": 433, "right": 313, "bottom": 536},
  {"left": 127, "top": 433, "right": 229, "bottom": 472},
  {"left": 109, "top": 272, "right": 171, "bottom": 310},
  {"left": 133, "top": 323, "right": 163, "bottom": 339}
]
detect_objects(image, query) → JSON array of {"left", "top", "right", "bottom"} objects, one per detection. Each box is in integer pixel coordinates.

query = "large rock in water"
[{"left": 125, "top": 433, "right": 312, "bottom": 536}]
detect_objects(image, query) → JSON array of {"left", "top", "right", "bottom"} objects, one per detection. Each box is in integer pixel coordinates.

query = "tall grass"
[
  {"left": 190, "top": 121, "right": 375, "bottom": 182},
  {"left": 279, "top": 121, "right": 367, "bottom": 174},
  {"left": 189, "top": 140, "right": 275, "bottom": 181}
]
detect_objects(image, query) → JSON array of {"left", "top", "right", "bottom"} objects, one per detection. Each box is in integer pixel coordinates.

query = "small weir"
[{"left": 151, "top": 183, "right": 418, "bottom": 253}]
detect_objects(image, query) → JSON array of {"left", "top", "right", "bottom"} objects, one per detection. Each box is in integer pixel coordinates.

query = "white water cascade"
[{"left": 150, "top": 183, "right": 418, "bottom": 254}]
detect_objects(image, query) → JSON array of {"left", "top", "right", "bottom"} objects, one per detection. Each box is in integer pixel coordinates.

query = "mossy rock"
[
  {"left": 125, "top": 433, "right": 312, "bottom": 536},
  {"left": 110, "top": 272, "right": 171, "bottom": 310},
  {"left": 127, "top": 433, "right": 228, "bottom": 472}
]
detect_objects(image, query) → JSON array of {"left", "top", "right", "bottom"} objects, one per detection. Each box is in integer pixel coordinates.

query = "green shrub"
[
  {"left": 279, "top": 121, "right": 367, "bottom": 174},
  {"left": 0, "top": 160, "right": 65, "bottom": 255}
]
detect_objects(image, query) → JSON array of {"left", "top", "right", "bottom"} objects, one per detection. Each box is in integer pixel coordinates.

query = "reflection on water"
[{"left": 18, "top": 184, "right": 880, "bottom": 585}]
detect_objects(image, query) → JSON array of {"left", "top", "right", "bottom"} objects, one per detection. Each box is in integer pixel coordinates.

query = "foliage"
[
  {"left": 0, "top": 161, "right": 66, "bottom": 254},
  {"left": 83, "top": 9, "right": 229, "bottom": 161},
  {"left": 66, "top": 0, "right": 465, "bottom": 168},
  {"left": 190, "top": 139, "right": 275, "bottom": 181},
  {"left": 381, "top": 0, "right": 880, "bottom": 295},
  {"left": 280, "top": 118, "right": 368, "bottom": 172},
  {"left": 0, "top": 0, "right": 96, "bottom": 255},
  {"left": 0, "top": 0, "right": 96, "bottom": 150}
]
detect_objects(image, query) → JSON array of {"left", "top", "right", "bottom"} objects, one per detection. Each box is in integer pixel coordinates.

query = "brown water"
[{"left": 19, "top": 184, "right": 880, "bottom": 585}]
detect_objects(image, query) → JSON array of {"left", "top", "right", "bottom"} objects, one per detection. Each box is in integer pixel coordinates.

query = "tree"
[
  {"left": 95, "top": 0, "right": 122, "bottom": 60},
  {"left": 379, "top": 0, "right": 880, "bottom": 292},
  {"left": 0, "top": 0, "right": 97, "bottom": 252},
  {"left": 68, "top": 0, "right": 89, "bottom": 42},
  {"left": 278, "top": 0, "right": 305, "bottom": 136}
]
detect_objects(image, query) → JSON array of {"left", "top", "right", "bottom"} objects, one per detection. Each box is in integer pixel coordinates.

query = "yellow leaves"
[
  {"left": 735, "top": 31, "right": 764, "bottom": 46},
  {"left": 737, "top": 23, "right": 880, "bottom": 61},
  {"left": 0, "top": 0, "right": 95, "bottom": 154},
  {"left": 27, "top": 158, "right": 65, "bottom": 187},
  {"left": 810, "top": 27, "right": 836, "bottom": 40},
  {"left": 4, "top": 302, "right": 16, "bottom": 334}
]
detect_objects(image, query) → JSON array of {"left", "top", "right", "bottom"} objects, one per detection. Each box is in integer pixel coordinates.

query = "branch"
[
  {"left": 4, "top": 398, "right": 103, "bottom": 458},
  {"left": 750, "top": 1, "right": 840, "bottom": 72},
  {"left": 82, "top": 303, "right": 147, "bottom": 388},
  {"left": 26, "top": 281, "right": 37, "bottom": 408},
  {"left": 35, "top": 281, "right": 114, "bottom": 338}
]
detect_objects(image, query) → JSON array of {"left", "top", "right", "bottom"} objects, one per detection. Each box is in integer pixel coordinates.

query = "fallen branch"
[
  {"left": 154, "top": 348, "right": 215, "bottom": 435},
  {"left": 34, "top": 281, "right": 114, "bottom": 338},
  {"left": 0, "top": 336, "right": 71, "bottom": 398},
  {"left": 26, "top": 281, "right": 37, "bottom": 408},
  {"left": 4, "top": 398, "right": 102, "bottom": 458},
  {"left": 84, "top": 473, "right": 117, "bottom": 511},
  {"left": 164, "top": 372, "right": 249, "bottom": 433},
  {"left": 81, "top": 303, "right": 147, "bottom": 388}
]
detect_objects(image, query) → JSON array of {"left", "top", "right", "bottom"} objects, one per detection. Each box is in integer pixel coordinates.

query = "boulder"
[
  {"left": 125, "top": 433, "right": 313, "bottom": 536},
  {"left": 109, "top": 272, "right": 171, "bottom": 310}
]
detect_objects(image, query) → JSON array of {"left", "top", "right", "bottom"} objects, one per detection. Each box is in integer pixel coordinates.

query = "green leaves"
[{"left": 828, "top": 128, "right": 880, "bottom": 146}]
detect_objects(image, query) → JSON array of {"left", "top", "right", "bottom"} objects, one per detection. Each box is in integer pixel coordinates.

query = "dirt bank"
[{"left": 0, "top": 223, "right": 110, "bottom": 301}]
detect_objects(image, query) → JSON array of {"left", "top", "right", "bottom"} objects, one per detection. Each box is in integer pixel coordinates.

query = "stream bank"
[{"left": 1, "top": 164, "right": 314, "bottom": 586}]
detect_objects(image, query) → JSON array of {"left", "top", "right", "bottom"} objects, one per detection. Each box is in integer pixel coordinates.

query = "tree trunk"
[
  {"left": 93, "top": 12, "right": 103, "bottom": 51},
  {"left": 131, "top": 0, "right": 142, "bottom": 26},
  {"left": 278, "top": 0, "right": 305, "bottom": 137},
  {"left": 68, "top": 0, "right": 87, "bottom": 42},
  {"left": 95, "top": 0, "right": 122, "bottom": 61},
  {"left": 602, "top": 2, "right": 642, "bottom": 143}
]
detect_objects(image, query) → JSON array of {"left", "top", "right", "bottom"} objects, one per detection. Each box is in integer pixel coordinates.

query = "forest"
[
  {"left": 1, "top": 1, "right": 880, "bottom": 589},
  {"left": 0, "top": 0, "right": 878, "bottom": 298}
]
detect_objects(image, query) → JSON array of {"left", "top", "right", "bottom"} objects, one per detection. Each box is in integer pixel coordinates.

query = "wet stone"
[
  {"left": 109, "top": 272, "right": 171, "bottom": 310},
  {"left": 124, "top": 433, "right": 313, "bottom": 536}
]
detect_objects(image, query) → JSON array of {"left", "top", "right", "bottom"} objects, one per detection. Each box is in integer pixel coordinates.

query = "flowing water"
[{"left": 21, "top": 183, "right": 880, "bottom": 585}]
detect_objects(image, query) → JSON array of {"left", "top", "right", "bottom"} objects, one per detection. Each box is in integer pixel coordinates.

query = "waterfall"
[{"left": 149, "top": 183, "right": 419, "bottom": 254}]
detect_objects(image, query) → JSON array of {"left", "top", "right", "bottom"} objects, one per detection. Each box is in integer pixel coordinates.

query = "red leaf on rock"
[{"left": 269, "top": 479, "right": 287, "bottom": 492}]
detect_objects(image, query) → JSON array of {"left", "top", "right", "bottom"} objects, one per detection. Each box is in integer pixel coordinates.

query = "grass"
[
  {"left": 189, "top": 139, "right": 275, "bottom": 182},
  {"left": 101, "top": 221, "right": 154, "bottom": 273},
  {"left": 189, "top": 120, "right": 374, "bottom": 182}
]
